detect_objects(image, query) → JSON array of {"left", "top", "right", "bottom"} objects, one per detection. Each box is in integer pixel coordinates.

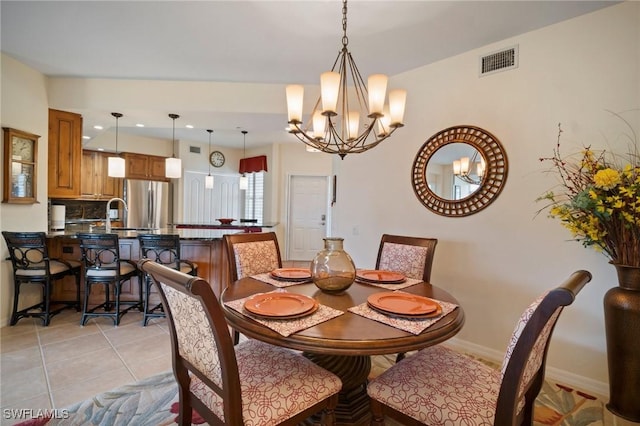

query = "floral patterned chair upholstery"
[
  {"left": 223, "top": 232, "right": 282, "bottom": 344},
  {"left": 367, "top": 270, "right": 592, "bottom": 426},
  {"left": 139, "top": 259, "right": 341, "bottom": 426},
  {"left": 376, "top": 234, "right": 438, "bottom": 283},
  {"left": 376, "top": 234, "right": 438, "bottom": 362}
]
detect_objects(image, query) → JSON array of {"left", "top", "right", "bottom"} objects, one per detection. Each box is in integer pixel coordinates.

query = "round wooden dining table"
[{"left": 221, "top": 277, "right": 465, "bottom": 425}]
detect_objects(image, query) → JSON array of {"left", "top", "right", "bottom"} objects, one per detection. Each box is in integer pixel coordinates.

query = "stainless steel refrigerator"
[{"left": 124, "top": 179, "right": 171, "bottom": 229}]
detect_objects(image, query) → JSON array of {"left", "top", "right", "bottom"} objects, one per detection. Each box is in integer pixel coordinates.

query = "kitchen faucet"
[{"left": 105, "top": 198, "right": 128, "bottom": 233}]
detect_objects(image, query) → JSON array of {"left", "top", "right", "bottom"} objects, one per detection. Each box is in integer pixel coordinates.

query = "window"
[{"left": 244, "top": 172, "right": 264, "bottom": 220}]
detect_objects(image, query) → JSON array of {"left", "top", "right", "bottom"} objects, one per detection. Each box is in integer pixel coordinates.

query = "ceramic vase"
[
  {"left": 604, "top": 263, "right": 640, "bottom": 422},
  {"left": 310, "top": 237, "right": 356, "bottom": 293}
]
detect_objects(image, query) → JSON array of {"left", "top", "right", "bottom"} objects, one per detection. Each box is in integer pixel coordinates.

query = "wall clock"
[{"left": 209, "top": 151, "right": 225, "bottom": 167}]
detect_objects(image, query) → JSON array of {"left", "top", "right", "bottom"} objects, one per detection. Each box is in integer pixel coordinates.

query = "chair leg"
[
  {"left": 395, "top": 352, "right": 406, "bottom": 363},
  {"left": 74, "top": 271, "right": 81, "bottom": 312},
  {"left": 81, "top": 281, "right": 92, "bottom": 326},
  {"left": 369, "top": 399, "right": 386, "bottom": 426},
  {"left": 114, "top": 281, "right": 122, "bottom": 326},
  {"left": 10, "top": 280, "right": 21, "bottom": 325},
  {"left": 143, "top": 276, "right": 151, "bottom": 326},
  {"left": 175, "top": 370, "right": 193, "bottom": 426},
  {"left": 42, "top": 280, "right": 52, "bottom": 326},
  {"left": 321, "top": 394, "right": 338, "bottom": 426}
]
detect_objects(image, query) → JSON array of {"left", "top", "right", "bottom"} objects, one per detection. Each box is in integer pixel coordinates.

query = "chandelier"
[
  {"left": 453, "top": 151, "right": 485, "bottom": 185},
  {"left": 285, "top": 0, "right": 406, "bottom": 159}
]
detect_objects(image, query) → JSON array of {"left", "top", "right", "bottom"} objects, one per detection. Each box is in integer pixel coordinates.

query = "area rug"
[{"left": 17, "top": 363, "right": 605, "bottom": 426}]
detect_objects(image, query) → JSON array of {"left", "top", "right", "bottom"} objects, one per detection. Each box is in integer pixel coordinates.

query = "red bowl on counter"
[{"left": 217, "top": 218, "right": 235, "bottom": 225}]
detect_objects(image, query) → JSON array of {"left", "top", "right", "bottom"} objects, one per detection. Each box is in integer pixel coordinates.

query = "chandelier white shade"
[
  {"left": 165, "top": 113, "right": 182, "bottom": 178},
  {"left": 205, "top": 129, "right": 214, "bottom": 189},
  {"left": 453, "top": 153, "right": 485, "bottom": 185},
  {"left": 285, "top": 0, "right": 406, "bottom": 159},
  {"left": 107, "top": 112, "right": 125, "bottom": 178}
]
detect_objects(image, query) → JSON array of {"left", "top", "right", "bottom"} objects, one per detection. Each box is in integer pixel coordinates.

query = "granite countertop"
[
  {"left": 46, "top": 227, "right": 246, "bottom": 241},
  {"left": 172, "top": 222, "right": 278, "bottom": 230}
]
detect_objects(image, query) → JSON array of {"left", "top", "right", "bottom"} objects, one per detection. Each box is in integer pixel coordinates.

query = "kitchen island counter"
[
  {"left": 172, "top": 222, "right": 278, "bottom": 231},
  {"left": 46, "top": 227, "right": 239, "bottom": 307},
  {"left": 47, "top": 227, "right": 243, "bottom": 241}
]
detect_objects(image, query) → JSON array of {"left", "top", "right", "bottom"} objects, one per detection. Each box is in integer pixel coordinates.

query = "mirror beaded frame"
[{"left": 412, "top": 125, "right": 508, "bottom": 217}]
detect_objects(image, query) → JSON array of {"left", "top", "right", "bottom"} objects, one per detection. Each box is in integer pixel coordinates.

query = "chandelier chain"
[{"left": 341, "top": 0, "right": 348, "bottom": 48}]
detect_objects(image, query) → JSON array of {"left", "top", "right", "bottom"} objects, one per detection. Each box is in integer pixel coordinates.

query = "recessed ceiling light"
[
  {"left": 82, "top": 135, "right": 91, "bottom": 140},
  {"left": 97, "top": 148, "right": 104, "bottom": 151},
  {"left": 185, "top": 124, "right": 194, "bottom": 129},
  {"left": 93, "top": 125, "right": 103, "bottom": 130},
  {"left": 136, "top": 123, "right": 145, "bottom": 127}
]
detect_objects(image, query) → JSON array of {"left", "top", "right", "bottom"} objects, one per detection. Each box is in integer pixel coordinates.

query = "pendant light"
[
  {"left": 205, "top": 129, "right": 214, "bottom": 189},
  {"left": 107, "top": 112, "right": 125, "bottom": 177},
  {"left": 239, "top": 130, "right": 248, "bottom": 191},
  {"left": 165, "top": 113, "right": 182, "bottom": 178}
]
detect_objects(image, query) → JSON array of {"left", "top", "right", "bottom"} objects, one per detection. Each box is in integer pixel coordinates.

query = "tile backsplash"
[{"left": 50, "top": 199, "right": 108, "bottom": 221}]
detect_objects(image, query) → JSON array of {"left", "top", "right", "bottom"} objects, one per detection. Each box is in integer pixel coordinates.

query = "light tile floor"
[
  {"left": 1, "top": 297, "right": 638, "bottom": 426},
  {"left": 0, "top": 309, "right": 172, "bottom": 425}
]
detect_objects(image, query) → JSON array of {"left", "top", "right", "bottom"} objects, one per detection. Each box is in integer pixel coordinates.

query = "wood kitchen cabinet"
[
  {"left": 81, "top": 150, "right": 124, "bottom": 199},
  {"left": 48, "top": 109, "right": 82, "bottom": 198},
  {"left": 123, "top": 152, "right": 168, "bottom": 181}
]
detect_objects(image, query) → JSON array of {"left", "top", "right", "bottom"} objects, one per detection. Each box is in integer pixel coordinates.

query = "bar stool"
[
  {"left": 2, "top": 231, "right": 81, "bottom": 326},
  {"left": 76, "top": 233, "right": 141, "bottom": 326},
  {"left": 137, "top": 234, "right": 197, "bottom": 326}
]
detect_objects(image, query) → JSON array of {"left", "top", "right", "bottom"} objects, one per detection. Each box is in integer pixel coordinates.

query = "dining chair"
[
  {"left": 2, "top": 231, "right": 81, "bottom": 326},
  {"left": 367, "top": 270, "right": 592, "bottom": 426},
  {"left": 223, "top": 231, "right": 283, "bottom": 344},
  {"left": 376, "top": 234, "right": 438, "bottom": 362},
  {"left": 375, "top": 234, "right": 438, "bottom": 283},
  {"left": 137, "top": 234, "right": 197, "bottom": 326},
  {"left": 138, "top": 259, "right": 342, "bottom": 426},
  {"left": 76, "top": 233, "right": 141, "bottom": 326}
]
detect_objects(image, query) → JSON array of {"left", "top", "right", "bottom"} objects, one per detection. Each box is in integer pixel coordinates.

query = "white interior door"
[{"left": 287, "top": 175, "right": 329, "bottom": 261}]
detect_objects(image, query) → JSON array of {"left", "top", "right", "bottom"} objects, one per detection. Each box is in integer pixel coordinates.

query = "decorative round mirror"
[{"left": 412, "top": 125, "right": 508, "bottom": 217}]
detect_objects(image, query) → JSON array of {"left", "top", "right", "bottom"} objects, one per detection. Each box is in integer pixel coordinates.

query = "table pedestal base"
[{"left": 303, "top": 353, "right": 372, "bottom": 426}]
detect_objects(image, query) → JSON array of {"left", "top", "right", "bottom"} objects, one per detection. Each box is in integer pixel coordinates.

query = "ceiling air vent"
[
  {"left": 479, "top": 45, "right": 518, "bottom": 77},
  {"left": 189, "top": 146, "right": 201, "bottom": 154}
]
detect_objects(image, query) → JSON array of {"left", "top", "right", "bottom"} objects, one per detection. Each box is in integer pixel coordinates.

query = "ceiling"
[{"left": 1, "top": 0, "right": 618, "bottom": 149}]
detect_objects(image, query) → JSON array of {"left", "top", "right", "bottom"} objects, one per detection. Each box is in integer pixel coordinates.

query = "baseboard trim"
[{"left": 444, "top": 337, "right": 610, "bottom": 399}]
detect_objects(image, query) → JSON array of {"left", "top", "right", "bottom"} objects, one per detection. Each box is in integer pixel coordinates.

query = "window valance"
[{"left": 239, "top": 155, "right": 268, "bottom": 174}]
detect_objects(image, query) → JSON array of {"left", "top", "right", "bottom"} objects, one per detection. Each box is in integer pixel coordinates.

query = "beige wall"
[
  {"left": 1, "top": 2, "right": 637, "bottom": 395},
  {"left": 1, "top": 54, "right": 51, "bottom": 324},
  {"left": 334, "top": 2, "right": 639, "bottom": 394}
]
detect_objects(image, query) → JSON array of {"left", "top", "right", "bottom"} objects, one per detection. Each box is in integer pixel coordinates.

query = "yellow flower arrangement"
[{"left": 537, "top": 124, "right": 640, "bottom": 267}]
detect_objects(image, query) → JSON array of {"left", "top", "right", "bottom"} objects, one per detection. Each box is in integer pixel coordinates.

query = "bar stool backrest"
[
  {"left": 76, "top": 233, "right": 123, "bottom": 280},
  {"left": 138, "top": 234, "right": 182, "bottom": 270},
  {"left": 3, "top": 231, "right": 52, "bottom": 279}
]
